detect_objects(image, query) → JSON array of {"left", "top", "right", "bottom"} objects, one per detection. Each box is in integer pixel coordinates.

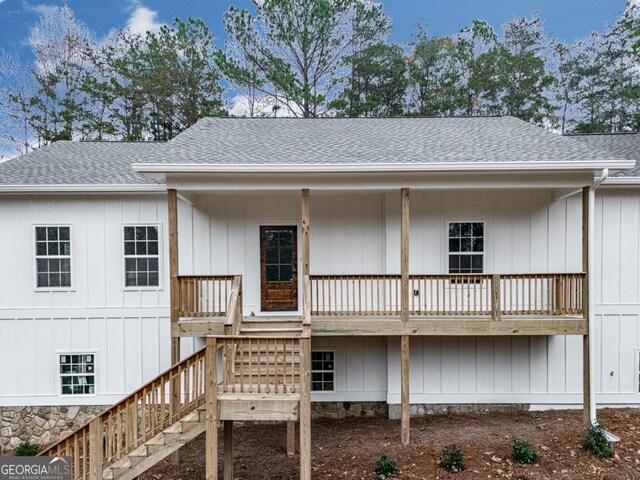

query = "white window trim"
[
  {"left": 121, "top": 223, "right": 164, "bottom": 291},
  {"left": 635, "top": 348, "right": 640, "bottom": 395},
  {"left": 311, "top": 349, "right": 336, "bottom": 394},
  {"left": 33, "top": 224, "right": 75, "bottom": 292},
  {"left": 445, "top": 220, "right": 486, "bottom": 274},
  {"left": 57, "top": 350, "right": 98, "bottom": 397}
]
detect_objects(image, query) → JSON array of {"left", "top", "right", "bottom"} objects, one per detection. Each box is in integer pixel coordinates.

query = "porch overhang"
[{"left": 132, "top": 161, "right": 634, "bottom": 193}]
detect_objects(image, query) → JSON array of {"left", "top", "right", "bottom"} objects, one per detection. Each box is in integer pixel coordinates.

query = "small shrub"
[
  {"left": 511, "top": 438, "right": 540, "bottom": 464},
  {"left": 583, "top": 422, "right": 614, "bottom": 458},
  {"left": 374, "top": 452, "right": 399, "bottom": 479},
  {"left": 14, "top": 441, "right": 39, "bottom": 456},
  {"left": 439, "top": 443, "right": 465, "bottom": 472}
]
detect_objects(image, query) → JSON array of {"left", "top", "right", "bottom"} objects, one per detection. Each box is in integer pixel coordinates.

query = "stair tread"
[
  {"left": 243, "top": 316, "right": 303, "bottom": 322},
  {"left": 218, "top": 392, "right": 301, "bottom": 400}
]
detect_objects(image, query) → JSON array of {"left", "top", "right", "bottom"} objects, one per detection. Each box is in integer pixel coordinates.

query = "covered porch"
[{"left": 164, "top": 175, "right": 596, "bottom": 459}]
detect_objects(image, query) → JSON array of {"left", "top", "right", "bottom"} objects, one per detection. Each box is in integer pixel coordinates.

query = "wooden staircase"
[
  {"left": 39, "top": 275, "right": 312, "bottom": 480},
  {"left": 103, "top": 408, "right": 205, "bottom": 480}
]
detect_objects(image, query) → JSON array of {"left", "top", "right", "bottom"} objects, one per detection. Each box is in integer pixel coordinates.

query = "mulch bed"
[{"left": 142, "top": 408, "right": 640, "bottom": 479}]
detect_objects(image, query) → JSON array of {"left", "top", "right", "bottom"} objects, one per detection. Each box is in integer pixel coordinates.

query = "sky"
[{"left": 0, "top": 0, "right": 631, "bottom": 64}]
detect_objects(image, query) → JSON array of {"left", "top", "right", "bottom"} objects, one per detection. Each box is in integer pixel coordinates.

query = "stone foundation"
[
  {"left": 0, "top": 405, "right": 105, "bottom": 452},
  {"left": 388, "top": 403, "right": 529, "bottom": 419},
  {"left": 311, "top": 402, "right": 388, "bottom": 419}
]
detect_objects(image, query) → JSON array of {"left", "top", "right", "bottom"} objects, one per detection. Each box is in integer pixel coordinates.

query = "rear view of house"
[{"left": 0, "top": 117, "right": 638, "bottom": 479}]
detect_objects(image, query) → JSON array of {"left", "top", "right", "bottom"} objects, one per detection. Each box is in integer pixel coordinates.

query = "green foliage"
[
  {"left": 14, "top": 441, "right": 39, "bottom": 456},
  {"left": 332, "top": 42, "right": 407, "bottom": 117},
  {"left": 2, "top": 0, "right": 640, "bottom": 152},
  {"left": 218, "top": 0, "right": 390, "bottom": 117},
  {"left": 374, "top": 452, "right": 399, "bottom": 479},
  {"left": 511, "top": 438, "right": 540, "bottom": 464},
  {"left": 583, "top": 422, "right": 615, "bottom": 459},
  {"left": 439, "top": 444, "right": 465, "bottom": 472}
]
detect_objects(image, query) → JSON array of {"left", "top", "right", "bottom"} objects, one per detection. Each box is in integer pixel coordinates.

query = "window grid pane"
[
  {"left": 124, "top": 226, "right": 160, "bottom": 287},
  {"left": 311, "top": 351, "right": 335, "bottom": 392},
  {"left": 448, "top": 222, "right": 484, "bottom": 274},
  {"left": 60, "top": 353, "right": 95, "bottom": 395},
  {"left": 35, "top": 226, "right": 71, "bottom": 288}
]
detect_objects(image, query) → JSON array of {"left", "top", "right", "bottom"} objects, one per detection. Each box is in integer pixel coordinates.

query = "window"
[
  {"left": 311, "top": 351, "right": 334, "bottom": 392},
  {"left": 35, "top": 226, "right": 71, "bottom": 288},
  {"left": 60, "top": 354, "right": 95, "bottom": 395},
  {"left": 124, "top": 226, "right": 159, "bottom": 287},
  {"left": 448, "top": 222, "right": 484, "bottom": 274}
]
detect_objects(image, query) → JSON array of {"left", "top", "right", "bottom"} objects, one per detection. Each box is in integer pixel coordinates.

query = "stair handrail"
[
  {"left": 39, "top": 347, "right": 207, "bottom": 479},
  {"left": 223, "top": 275, "right": 243, "bottom": 336}
]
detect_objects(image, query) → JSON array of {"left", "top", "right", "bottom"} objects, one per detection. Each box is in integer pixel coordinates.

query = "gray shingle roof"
[
  {"left": 139, "top": 116, "right": 627, "bottom": 165},
  {"left": 563, "top": 133, "right": 640, "bottom": 177},
  {"left": 0, "top": 117, "right": 635, "bottom": 189},
  {"left": 0, "top": 141, "right": 165, "bottom": 185}
]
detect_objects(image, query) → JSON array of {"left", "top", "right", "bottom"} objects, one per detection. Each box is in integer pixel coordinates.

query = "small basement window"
[
  {"left": 35, "top": 226, "right": 71, "bottom": 288},
  {"left": 60, "top": 354, "right": 95, "bottom": 395},
  {"left": 311, "top": 351, "right": 335, "bottom": 392},
  {"left": 448, "top": 221, "right": 484, "bottom": 274}
]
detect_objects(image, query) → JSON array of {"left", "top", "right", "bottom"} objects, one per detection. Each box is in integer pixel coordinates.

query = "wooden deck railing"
[
  {"left": 500, "top": 273, "right": 584, "bottom": 316},
  {"left": 310, "top": 273, "right": 585, "bottom": 318},
  {"left": 310, "top": 274, "right": 401, "bottom": 316},
  {"left": 177, "top": 275, "right": 235, "bottom": 317},
  {"left": 39, "top": 348, "right": 207, "bottom": 479},
  {"left": 219, "top": 336, "right": 302, "bottom": 395}
]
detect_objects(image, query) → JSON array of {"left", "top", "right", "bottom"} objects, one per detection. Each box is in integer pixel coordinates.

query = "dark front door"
[{"left": 260, "top": 226, "right": 298, "bottom": 311}]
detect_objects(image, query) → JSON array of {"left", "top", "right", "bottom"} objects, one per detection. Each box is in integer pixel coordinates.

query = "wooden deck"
[
  {"left": 173, "top": 272, "right": 587, "bottom": 337},
  {"left": 175, "top": 315, "right": 587, "bottom": 337}
]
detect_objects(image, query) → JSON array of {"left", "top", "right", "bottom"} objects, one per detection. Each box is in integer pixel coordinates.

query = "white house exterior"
[{"left": 0, "top": 117, "right": 639, "bottom": 455}]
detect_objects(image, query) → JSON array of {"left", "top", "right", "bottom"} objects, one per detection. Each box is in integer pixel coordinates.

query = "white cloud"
[
  {"left": 125, "top": 1, "right": 163, "bottom": 35},
  {"left": 24, "top": 3, "right": 58, "bottom": 15}
]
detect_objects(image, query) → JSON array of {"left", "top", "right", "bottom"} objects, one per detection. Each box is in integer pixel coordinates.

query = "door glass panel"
[
  {"left": 280, "top": 265, "right": 293, "bottom": 281},
  {"left": 264, "top": 228, "right": 295, "bottom": 282}
]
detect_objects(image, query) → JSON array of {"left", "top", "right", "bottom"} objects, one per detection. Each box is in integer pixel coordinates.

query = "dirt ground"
[{"left": 142, "top": 408, "right": 640, "bottom": 479}]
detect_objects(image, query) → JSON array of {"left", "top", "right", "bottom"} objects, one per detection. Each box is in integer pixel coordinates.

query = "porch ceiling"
[{"left": 164, "top": 170, "right": 601, "bottom": 194}]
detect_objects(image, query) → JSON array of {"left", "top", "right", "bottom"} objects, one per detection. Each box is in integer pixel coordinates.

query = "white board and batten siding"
[
  {"left": 178, "top": 194, "right": 385, "bottom": 315},
  {"left": 0, "top": 195, "right": 199, "bottom": 406},
  {"left": 387, "top": 189, "right": 640, "bottom": 407},
  {"left": 1, "top": 188, "right": 639, "bottom": 408}
]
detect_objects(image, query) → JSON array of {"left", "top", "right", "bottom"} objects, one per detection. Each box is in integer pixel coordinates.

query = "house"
[{"left": 0, "top": 117, "right": 638, "bottom": 480}]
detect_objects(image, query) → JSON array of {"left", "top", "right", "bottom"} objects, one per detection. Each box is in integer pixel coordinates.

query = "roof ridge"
[{"left": 200, "top": 115, "right": 511, "bottom": 121}]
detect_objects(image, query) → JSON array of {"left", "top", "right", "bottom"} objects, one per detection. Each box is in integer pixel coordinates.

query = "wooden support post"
[
  {"left": 582, "top": 186, "right": 591, "bottom": 427},
  {"left": 224, "top": 421, "right": 233, "bottom": 480},
  {"left": 126, "top": 402, "right": 137, "bottom": 450},
  {"left": 287, "top": 421, "right": 296, "bottom": 456},
  {"left": 302, "top": 189, "right": 310, "bottom": 277},
  {"left": 169, "top": 188, "right": 180, "bottom": 364},
  {"left": 400, "top": 188, "right": 410, "bottom": 445},
  {"left": 299, "top": 336, "right": 311, "bottom": 480},
  {"left": 206, "top": 337, "right": 218, "bottom": 480},
  {"left": 89, "top": 417, "right": 104, "bottom": 480},
  {"left": 168, "top": 188, "right": 181, "bottom": 464},
  {"left": 491, "top": 275, "right": 501, "bottom": 321}
]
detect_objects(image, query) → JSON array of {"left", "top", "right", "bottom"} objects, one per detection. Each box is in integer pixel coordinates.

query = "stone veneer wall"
[
  {"left": 388, "top": 403, "right": 529, "bottom": 419},
  {"left": 311, "top": 402, "right": 388, "bottom": 419},
  {"left": 1, "top": 403, "right": 528, "bottom": 452},
  {"left": 0, "top": 406, "right": 105, "bottom": 452}
]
